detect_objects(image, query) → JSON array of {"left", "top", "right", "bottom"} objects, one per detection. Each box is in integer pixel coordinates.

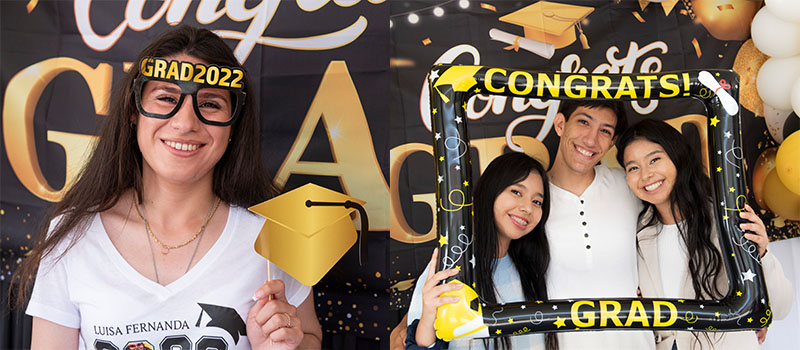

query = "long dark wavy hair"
[
  {"left": 616, "top": 119, "right": 724, "bottom": 301},
  {"left": 12, "top": 25, "right": 279, "bottom": 306},
  {"left": 472, "top": 152, "right": 557, "bottom": 350}
]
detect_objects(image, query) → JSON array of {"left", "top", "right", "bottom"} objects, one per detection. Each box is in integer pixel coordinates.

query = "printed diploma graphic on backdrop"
[
  {"left": 429, "top": 65, "right": 769, "bottom": 339},
  {"left": 1, "top": 0, "right": 390, "bottom": 346},
  {"left": 389, "top": 0, "right": 799, "bottom": 316}
]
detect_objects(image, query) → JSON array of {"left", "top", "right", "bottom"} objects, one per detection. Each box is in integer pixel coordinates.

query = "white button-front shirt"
[{"left": 545, "top": 165, "right": 654, "bottom": 349}]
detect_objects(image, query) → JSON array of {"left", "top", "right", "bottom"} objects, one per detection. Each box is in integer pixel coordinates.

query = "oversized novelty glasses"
[{"left": 134, "top": 57, "right": 246, "bottom": 126}]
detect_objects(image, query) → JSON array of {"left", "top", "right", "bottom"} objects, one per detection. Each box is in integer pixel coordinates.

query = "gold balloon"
[
  {"left": 763, "top": 170, "right": 800, "bottom": 221},
  {"left": 752, "top": 147, "right": 778, "bottom": 209},
  {"left": 691, "top": 0, "right": 762, "bottom": 41},
  {"left": 733, "top": 39, "right": 769, "bottom": 116},
  {"left": 776, "top": 131, "right": 800, "bottom": 195}
]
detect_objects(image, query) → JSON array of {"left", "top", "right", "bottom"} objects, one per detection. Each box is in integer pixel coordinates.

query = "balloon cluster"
[
  {"left": 750, "top": 0, "right": 800, "bottom": 220},
  {"left": 428, "top": 65, "right": 771, "bottom": 340}
]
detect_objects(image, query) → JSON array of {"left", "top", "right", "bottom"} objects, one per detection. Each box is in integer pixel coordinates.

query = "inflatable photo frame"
[{"left": 428, "top": 64, "right": 770, "bottom": 340}]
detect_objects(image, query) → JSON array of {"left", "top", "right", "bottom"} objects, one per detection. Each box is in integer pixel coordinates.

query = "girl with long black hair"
[
  {"left": 405, "top": 152, "right": 557, "bottom": 350},
  {"left": 13, "top": 26, "right": 322, "bottom": 349},
  {"left": 617, "top": 119, "right": 793, "bottom": 350}
]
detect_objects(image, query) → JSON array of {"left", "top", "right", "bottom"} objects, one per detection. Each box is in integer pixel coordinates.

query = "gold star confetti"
[
  {"left": 710, "top": 116, "right": 720, "bottom": 127},
  {"left": 495, "top": 329, "right": 502, "bottom": 334},
  {"left": 439, "top": 234, "right": 448, "bottom": 247},
  {"left": 463, "top": 180, "right": 469, "bottom": 187},
  {"left": 723, "top": 215, "right": 729, "bottom": 220},
  {"left": 737, "top": 291, "right": 743, "bottom": 296},
  {"left": 439, "top": 156, "right": 444, "bottom": 162},
  {"left": 554, "top": 317, "right": 566, "bottom": 328},
  {"left": 462, "top": 102, "right": 467, "bottom": 110},
  {"left": 747, "top": 317, "right": 753, "bottom": 323},
  {"left": 536, "top": 300, "right": 543, "bottom": 304},
  {"left": 729, "top": 187, "right": 735, "bottom": 193},
  {"left": 715, "top": 312, "right": 720, "bottom": 317},
  {"left": 508, "top": 318, "right": 514, "bottom": 323},
  {"left": 455, "top": 265, "right": 461, "bottom": 271},
  {"left": 432, "top": 108, "right": 438, "bottom": 115},
  {"left": 474, "top": 88, "right": 481, "bottom": 93},
  {"left": 732, "top": 253, "right": 736, "bottom": 257},
  {"left": 678, "top": 299, "right": 685, "bottom": 303},
  {"left": 716, "top": 167, "right": 722, "bottom": 173}
]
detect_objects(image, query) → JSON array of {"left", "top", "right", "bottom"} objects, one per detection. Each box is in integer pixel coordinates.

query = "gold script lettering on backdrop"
[
  {"left": 74, "top": 0, "right": 384, "bottom": 63},
  {"left": 2, "top": 58, "right": 110, "bottom": 201},
  {"left": 274, "top": 61, "right": 389, "bottom": 230}
]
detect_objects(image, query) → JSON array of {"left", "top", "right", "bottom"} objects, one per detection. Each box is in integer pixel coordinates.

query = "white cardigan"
[{"left": 637, "top": 215, "right": 794, "bottom": 350}]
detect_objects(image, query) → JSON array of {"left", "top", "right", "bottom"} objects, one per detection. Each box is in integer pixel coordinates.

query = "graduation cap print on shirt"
[{"left": 195, "top": 303, "right": 247, "bottom": 344}]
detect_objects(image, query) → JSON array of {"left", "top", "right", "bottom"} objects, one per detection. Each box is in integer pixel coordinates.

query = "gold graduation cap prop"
[
  {"left": 249, "top": 183, "right": 368, "bottom": 286},
  {"left": 499, "top": 1, "right": 594, "bottom": 50}
]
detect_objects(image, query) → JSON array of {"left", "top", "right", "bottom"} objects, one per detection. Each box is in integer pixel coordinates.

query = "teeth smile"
[
  {"left": 645, "top": 181, "right": 663, "bottom": 192},
  {"left": 576, "top": 147, "right": 594, "bottom": 157},
  {"left": 164, "top": 140, "right": 199, "bottom": 151},
  {"left": 510, "top": 215, "right": 528, "bottom": 227}
]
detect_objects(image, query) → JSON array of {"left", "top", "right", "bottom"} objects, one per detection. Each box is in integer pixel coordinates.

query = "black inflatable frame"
[{"left": 427, "top": 64, "right": 770, "bottom": 341}]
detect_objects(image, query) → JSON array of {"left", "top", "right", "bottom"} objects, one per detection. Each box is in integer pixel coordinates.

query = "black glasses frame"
[{"left": 134, "top": 75, "right": 246, "bottom": 126}]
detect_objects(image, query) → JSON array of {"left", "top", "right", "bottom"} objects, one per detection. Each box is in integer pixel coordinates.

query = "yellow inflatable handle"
[{"left": 434, "top": 280, "right": 488, "bottom": 341}]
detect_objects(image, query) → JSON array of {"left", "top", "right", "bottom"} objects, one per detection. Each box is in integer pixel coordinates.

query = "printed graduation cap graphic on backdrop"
[
  {"left": 195, "top": 303, "right": 247, "bottom": 344},
  {"left": 249, "top": 183, "right": 368, "bottom": 286},
  {"left": 498, "top": 1, "right": 594, "bottom": 50}
]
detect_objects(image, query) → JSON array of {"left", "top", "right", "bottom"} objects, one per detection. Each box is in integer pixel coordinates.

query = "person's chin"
[{"left": 570, "top": 161, "right": 598, "bottom": 174}]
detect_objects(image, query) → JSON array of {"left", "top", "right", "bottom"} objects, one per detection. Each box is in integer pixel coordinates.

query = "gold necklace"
[{"left": 133, "top": 197, "right": 221, "bottom": 255}]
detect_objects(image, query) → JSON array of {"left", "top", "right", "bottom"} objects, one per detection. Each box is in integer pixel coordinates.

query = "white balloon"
[
  {"left": 792, "top": 78, "right": 800, "bottom": 116},
  {"left": 763, "top": 103, "right": 793, "bottom": 143},
  {"left": 757, "top": 56, "right": 800, "bottom": 111},
  {"left": 751, "top": 6, "right": 800, "bottom": 58},
  {"left": 765, "top": 0, "right": 800, "bottom": 23}
]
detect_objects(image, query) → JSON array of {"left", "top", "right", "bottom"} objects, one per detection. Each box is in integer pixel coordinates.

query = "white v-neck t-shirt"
[{"left": 27, "top": 206, "right": 310, "bottom": 350}]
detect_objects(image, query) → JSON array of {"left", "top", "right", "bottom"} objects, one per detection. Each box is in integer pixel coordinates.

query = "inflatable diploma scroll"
[{"left": 428, "top": 65, "right": 770, "bottom": 340}]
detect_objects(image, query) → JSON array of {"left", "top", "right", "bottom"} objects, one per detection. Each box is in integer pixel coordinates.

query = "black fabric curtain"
[{"left": 1, "top": 281, "right": 32, "bottom": 350}]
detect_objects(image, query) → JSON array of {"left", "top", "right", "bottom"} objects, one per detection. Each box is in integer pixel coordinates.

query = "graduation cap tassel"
[
  {"left": 577, "top": 22, "right": 589, "bottom": 50},
  {"left": 306, "top": 200, "right": 369, "bottom": 265}
]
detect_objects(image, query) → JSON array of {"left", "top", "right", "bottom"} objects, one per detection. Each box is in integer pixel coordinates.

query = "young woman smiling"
[
  {"left": 14, "top": 26, "right": 321, "bottom": 350},
  {"left": 616, "top": 119, "right": 793, "bottom": 350}
]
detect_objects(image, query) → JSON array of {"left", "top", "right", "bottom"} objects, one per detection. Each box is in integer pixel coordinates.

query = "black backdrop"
[{"left": 1, "top": 1, "right": 389, "bottom": 349}]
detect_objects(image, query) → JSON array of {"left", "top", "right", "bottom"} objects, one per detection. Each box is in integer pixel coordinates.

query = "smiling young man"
[{"left": 544, "top": 100, "right": 655, "bottom": 349}]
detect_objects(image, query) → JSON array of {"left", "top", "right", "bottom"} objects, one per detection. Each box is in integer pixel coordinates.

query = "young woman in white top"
[
  {"left": 406, "top": 152, "right": 557, "bottom": 350},
  {"left": 13, "top": 25, "right": 322, "bottom": 350},
  {"left": 616, "top": 119, "right": 793, "bottom": 350}
]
